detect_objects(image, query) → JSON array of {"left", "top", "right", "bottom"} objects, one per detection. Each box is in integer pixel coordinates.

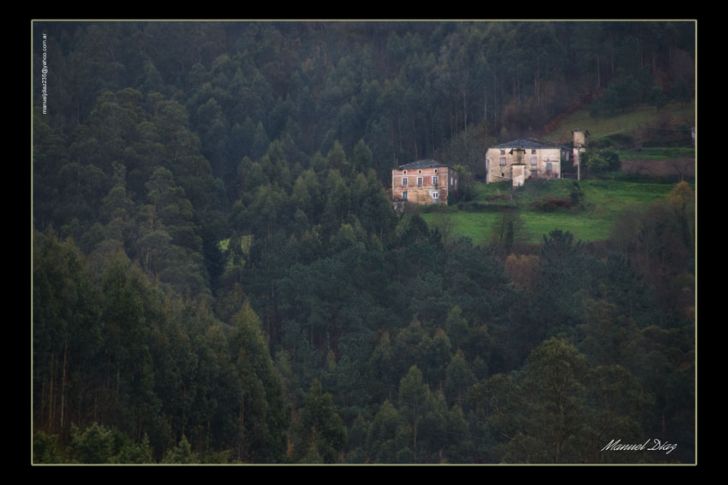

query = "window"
[
  {"left": 402, "top": 191, "right": 408, "bottom": 201},
  {"left": 546, "top": 162, "right": 553, "bottom": 175},
  {"left": 432, "top": 175, "right": 439, "bottom": 186},
  {"left": 403, "top": 170, "right": 407, "bottom": 174},
  {"left": 531, "top": 149, "right": 537, "bottom": 154},
  {"left": 418, "top": 170, "right": 422, "bottom": 174},
  {"left": 402, "top": 177, "right": 408, "bottom": 187},
  {"left": 530, "top": 156, "right": 537, "bottom": 168},
  {"left": 417, "top": 177, "right": 423, "bottom": 187},
  {"left": 499, "top": 157, "right": 506, "bottom": 166},
  {"left": 500, "top": 149, "right": 506, "bottom": 155},
  {"left": 432, "top": 191, "right": 439, "bottom": 199}
]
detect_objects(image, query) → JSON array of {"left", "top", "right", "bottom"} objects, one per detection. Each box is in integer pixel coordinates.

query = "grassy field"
[
  {"left": 541, "top": 102, "right": 695, "bottom": 145},
  {"left": 423, "top": 100, "right": 694, "bottom": 245},
  {"left": 615, "top": 147, "right": 694, "bottom": 161},
  {"left": 422, "top": 179, "right": 677, "bottom": 245},
  {"left": 422, "top": 210, "right": 615, "bottom": 243}
]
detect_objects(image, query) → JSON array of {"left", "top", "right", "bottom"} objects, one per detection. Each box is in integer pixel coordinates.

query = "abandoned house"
[
  {"left": 485, "top": 131, "right": 588, "bottom": 186},
  {"left": 485, "top": 139, "right": 567, "bottom": 185},
  {"left": 391, "top": 160, "right": 458, "bottom": 206}
]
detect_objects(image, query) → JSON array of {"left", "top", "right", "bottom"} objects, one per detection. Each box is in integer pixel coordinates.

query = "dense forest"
[{"left": 32, "top": 21, "right": 695, "bottom": 464}]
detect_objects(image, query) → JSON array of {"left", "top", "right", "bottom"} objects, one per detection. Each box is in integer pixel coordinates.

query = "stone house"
[
  {"left": 391, "top": 160, "right": 458, "bottom": 206},
  {"left": 485, "top": 139, "right": 569, "bottom": 184}
]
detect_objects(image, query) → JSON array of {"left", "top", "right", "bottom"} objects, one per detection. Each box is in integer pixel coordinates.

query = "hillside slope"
[
  {"left": 423, "top": 179, "right": 680, "bottom": 244},
  {"left": 541, "top": 101, "right": 694, "bottom": 149}
]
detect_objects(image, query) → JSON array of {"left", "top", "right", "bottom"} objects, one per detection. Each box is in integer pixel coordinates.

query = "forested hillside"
[{"left": 33, "top": 21, "right": 695, "bottom": 464}]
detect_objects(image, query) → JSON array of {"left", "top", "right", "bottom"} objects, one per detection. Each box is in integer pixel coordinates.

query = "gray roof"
[
  {"left": 397, "top": 159, "right": 448, "bottom": 170},
  {"left": 493, "top": 138, "right": 563, "bottom": 149}
]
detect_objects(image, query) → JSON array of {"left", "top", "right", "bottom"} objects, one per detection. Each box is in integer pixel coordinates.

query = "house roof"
[
  {"left": 493, "top": 138, "right": 563, "bottom": 149},
  {"left": 397, "top": 159, "right": 448, "bottom": 170}
]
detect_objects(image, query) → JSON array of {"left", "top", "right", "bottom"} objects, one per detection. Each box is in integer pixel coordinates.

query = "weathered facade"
[
  {"left": 391, "top": 160, "right": 458, "bottom": 206},
  {"left": 486, "top": 139, "right": 569, "bottom": 185}
]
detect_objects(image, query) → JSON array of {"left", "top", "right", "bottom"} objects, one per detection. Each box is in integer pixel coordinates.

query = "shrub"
[
  {"left": 584, "top": 149, "right": 620, "bottom": 174},
  {"left": 69, "top": 422, "right": 155, "bottom": 464},
  {"left": 570, "top": 182, "right": 585, "bottom": 207},
  {"left": 459, "top": 201, "right": 515, "bottom": 212},
  {"left": 70, "top": 423, "right": 116, "bottom": 463},
  {"left": 33, "top": 431, "right": 65, "bottom": 463},
  {"left": 530, "top": 196, "right": 573, "bottom": 212}
]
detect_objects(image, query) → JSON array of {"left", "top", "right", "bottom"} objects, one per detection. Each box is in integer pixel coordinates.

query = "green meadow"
[{"left": 422, "top": 179, "right": 677, "bottom": 244}]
